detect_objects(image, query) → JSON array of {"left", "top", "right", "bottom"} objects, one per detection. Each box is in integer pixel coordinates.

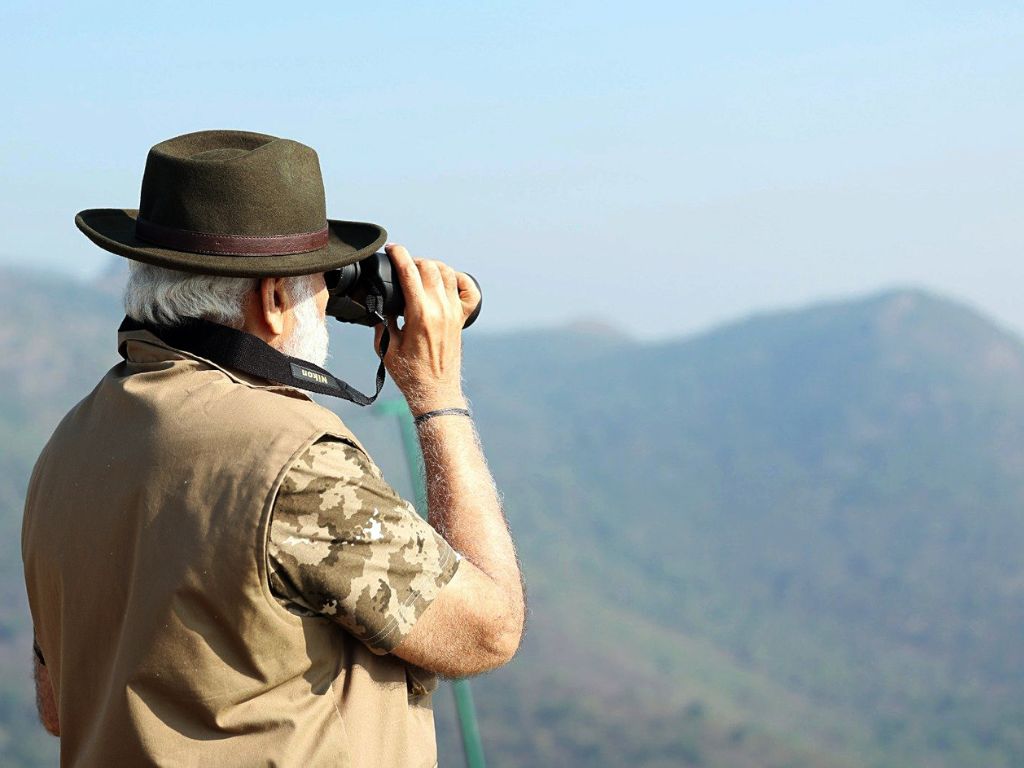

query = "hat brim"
[{"left": 75, "top": 209, "right": 387, "bottom": 277}]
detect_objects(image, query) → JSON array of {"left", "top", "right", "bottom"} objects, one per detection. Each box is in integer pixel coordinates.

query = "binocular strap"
[{"left": 118, "top": 315, "right": 390, "bottom": 407}]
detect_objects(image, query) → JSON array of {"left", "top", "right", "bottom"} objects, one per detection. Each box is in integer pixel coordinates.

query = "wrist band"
[{"left": 413, "top": 407, "right": 472, "bottom": 426}]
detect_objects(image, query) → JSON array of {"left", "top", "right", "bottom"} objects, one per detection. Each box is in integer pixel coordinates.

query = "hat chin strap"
[{"left": 118, "top": 312, "right": 390, "bottom": 406}]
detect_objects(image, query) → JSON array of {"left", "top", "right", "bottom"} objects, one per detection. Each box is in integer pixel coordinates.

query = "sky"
[{"left": 1, "top": 1, "right": 1021, "bottom": 341}]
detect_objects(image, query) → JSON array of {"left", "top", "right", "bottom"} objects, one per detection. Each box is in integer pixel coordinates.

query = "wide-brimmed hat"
[{"left": 76, "top": 130, "right": 387, "bottom": 277}]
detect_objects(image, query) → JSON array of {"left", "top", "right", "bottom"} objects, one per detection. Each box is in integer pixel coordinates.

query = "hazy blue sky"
[{"left": 2, "top": 1, "right": 1021, "bottom": 340}]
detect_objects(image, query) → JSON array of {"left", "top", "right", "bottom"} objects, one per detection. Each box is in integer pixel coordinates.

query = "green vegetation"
[{"left": 3, "top": 271, "right": 1023, "bottom": 766}]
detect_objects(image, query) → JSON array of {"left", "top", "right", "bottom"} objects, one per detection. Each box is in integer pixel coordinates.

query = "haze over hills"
[{"left": 1, "top": 270, "right": 1022, "bottom": 767}]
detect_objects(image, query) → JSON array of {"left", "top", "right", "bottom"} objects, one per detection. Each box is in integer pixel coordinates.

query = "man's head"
[
  {"left": 74, "top": 130, "right": 390, "bottom": 370},
  {"left": 76, "top": 130, "right": 386, "bottom": 281},
  {"left": 124, "top": 262, "right": 331, "bottom": 366}
]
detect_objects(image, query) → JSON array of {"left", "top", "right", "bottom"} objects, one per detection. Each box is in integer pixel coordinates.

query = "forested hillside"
[{"left": 2, "top": 270, "right": 1022, "bottom": 767}]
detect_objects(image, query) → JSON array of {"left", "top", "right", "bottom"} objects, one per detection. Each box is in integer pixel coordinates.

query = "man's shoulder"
[
  {"left": 286, "top": 438, "right": 381, "bottom": 484},
  {"left": 125, "top": 337, "right": 359, "bottom": 441},
  {"left": 196, "top": 382, "right": 366, "bottom": 456}
]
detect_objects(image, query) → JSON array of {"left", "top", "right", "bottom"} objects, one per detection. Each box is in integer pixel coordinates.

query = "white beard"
[{"left": 280, "top": 276, "right": 330, "bottom": 367}]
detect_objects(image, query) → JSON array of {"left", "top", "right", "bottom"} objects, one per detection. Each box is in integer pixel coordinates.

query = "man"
[{"left": 21, "top": 130, "right": 525, "bottom": 767}]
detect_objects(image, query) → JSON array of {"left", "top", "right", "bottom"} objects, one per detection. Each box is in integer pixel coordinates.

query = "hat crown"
[{"left": 138, "top": 130, "right": 327, "bottom": 236}]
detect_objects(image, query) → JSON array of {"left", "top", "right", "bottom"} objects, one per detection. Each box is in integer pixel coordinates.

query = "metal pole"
[
  {"left": 451, "top": 678, "right": 486, "bottom": 768},
  {"left": 374, "top": 399, "right": 487, "bottom": 768}
]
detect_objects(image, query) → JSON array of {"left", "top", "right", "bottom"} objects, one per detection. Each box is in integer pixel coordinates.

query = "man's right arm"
[
  {"left": 392, "top": 409, "right": 524, "bottom": 677},
  {"left": 377, "top": 245, "right": 526, "bottom": 678}
]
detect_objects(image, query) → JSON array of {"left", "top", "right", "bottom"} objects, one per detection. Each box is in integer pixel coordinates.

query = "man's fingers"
[
  {"left": 437, "top": 263, "right": 461, "bottom": 311},
  {"left": 386, "top": 244, "right": 425, "bottom": 312},
  {"left": 456, "top": 272, "right": 482, "bottom": 320},
  {"left": 388, "top": 246, "right": 471, "bottom": 329},
  {"left": 416, "top": 259, "right": 445, "bottom": 295},
  {"left": 438, "top": 263, "right": 458, "bottom": 292},
  {"left": 374, "top": 316, "right": 403, "bottom": 356}
]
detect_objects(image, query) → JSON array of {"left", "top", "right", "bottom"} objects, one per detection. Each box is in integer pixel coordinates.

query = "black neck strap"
[{"left": 118, "top": 315, "right": 390, "bottom": 406}]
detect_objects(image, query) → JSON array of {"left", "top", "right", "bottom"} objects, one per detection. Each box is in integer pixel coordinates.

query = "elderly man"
[{"left": 22, "top": 130, "right": 525, "bottom": 767}]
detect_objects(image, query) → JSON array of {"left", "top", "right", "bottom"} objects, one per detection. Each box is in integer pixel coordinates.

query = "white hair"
[
  {"left": 280, "top": 272, "right": 331, "bottom": 366},
  {"left": 124, "top": 261, "right": 259, "bottom": 328},
  {"left": 123, "top": 260, "right": 330, "bottom": 365}
]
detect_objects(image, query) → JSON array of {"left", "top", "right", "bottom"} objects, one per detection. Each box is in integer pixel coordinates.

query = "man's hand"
[
  {"left": 373, "top": 244, "right": 481, "bottom": 416},
  {"left": 373, "top": 243, "right": 525, "bottom": 678}
]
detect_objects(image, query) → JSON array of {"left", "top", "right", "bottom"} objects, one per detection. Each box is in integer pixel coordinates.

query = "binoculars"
[{"left": 324, "top": 252, "right": 482, "bottom": 328}]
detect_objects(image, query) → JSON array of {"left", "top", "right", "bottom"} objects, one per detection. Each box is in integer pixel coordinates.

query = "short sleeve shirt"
[{"left": 267, "top": 437, "right": 460, "bottom": 654}]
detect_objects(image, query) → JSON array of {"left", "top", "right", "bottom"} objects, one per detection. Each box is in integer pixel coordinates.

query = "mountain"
[{"left": 1, "top": 271, "right": 1022, "bottom": 767}]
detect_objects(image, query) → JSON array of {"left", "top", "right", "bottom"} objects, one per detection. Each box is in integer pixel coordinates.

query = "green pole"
[
  {"left": 374, "top": 399, "right": 487, "bottom": 768},
  {"left": 451, "top": 678, "right": 486, "bottom": 768}
]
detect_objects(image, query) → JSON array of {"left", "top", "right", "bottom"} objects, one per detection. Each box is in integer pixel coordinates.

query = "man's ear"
[{"left": 258, "top": 277, "right": 287, "bottom": 336}]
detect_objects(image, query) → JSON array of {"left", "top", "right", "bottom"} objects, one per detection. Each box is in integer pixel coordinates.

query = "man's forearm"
[
  {"left": 379, "top": 246, "right": 525, "bottom": 670},
  {"left": 417, "top": 410, "right": 525, "bottom": 638}
]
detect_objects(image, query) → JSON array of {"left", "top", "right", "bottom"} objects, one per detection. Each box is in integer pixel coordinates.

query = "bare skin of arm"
[
  {"left": 34, "top": 656, "right": 59, "bottom": 737},
  {"left": 375, "top": 244, "right": 526, "bottom": 678}
]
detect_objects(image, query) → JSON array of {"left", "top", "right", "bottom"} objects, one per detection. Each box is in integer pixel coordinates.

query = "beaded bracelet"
[{"left": 413, "top": 407, "right": 473, "bottom": 426}]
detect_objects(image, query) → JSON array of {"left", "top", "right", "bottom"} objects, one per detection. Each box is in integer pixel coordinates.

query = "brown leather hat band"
[{"left": 135, "top": 218, "right": 329, "bottom": 256}]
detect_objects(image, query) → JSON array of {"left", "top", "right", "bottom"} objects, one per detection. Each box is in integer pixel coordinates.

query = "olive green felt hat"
[{"left": 76, "top": 130, "right": 387, "bottom": 277}]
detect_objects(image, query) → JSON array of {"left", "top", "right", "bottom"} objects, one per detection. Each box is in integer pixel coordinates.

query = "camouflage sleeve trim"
[{"left": 267, "top": 437, "right": 461, "bottom": 655}]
